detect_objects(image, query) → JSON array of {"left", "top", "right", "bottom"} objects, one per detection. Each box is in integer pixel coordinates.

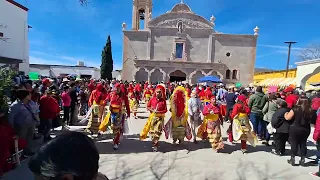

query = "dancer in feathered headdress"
[
  {"left": 86, "top": 83, "right": 107, "bottom": 135},
  {"left": 143, "top": 85, "right": 152, "bottom": 105},
  {"left": 197, "top": 96, "right": 224, "bottom": 152},
  {"left": 164, "top": 86, "right": 192, "bottom": 144},
  {"left": 99, "top": 83, "right": 130, "bottom": 150},
  {"left": 140, "top": 85, "right": 167, "bottom": 152}
]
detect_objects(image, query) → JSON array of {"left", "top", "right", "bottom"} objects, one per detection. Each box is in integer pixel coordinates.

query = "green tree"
[
  {"left": 100, "top": 35, "right": 113, "bottom": 80},
  {"left": 0, "top": 67, "right": 16, "bottom": 113}
]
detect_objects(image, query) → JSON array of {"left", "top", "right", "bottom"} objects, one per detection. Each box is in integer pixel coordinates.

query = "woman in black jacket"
[
  {"left": 271, "top": 99, "right": 290, "bottom": 156},
  {"left": 284, "top": 98, "right": 313, "bottom": 166}
]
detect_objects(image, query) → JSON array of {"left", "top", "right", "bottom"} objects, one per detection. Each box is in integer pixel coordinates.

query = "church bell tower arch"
[{"left": 132, "top": 0, "right": 152, "bottom": 30}]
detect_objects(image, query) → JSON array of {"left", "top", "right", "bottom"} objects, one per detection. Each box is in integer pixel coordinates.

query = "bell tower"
[{"left": 132, "top": 0, "right": 152, "bottom": 30}]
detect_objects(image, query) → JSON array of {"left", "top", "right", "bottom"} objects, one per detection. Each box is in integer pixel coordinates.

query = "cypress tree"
[{"left": 100, "top": 35, "right": 113, "bottom": 80}]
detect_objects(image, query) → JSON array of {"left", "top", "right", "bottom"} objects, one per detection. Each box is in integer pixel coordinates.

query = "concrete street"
[{"left": 3, "top": 102, "right": 319, "bottom": 180}]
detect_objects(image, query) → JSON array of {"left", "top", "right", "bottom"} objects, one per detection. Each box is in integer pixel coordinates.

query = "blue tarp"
[{"left": 197, "top": 76, "right": 222, "bottom": 83}]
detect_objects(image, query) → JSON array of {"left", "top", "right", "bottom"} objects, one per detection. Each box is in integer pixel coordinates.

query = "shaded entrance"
[{"left": 169, "top": 70, "right": 186, "bottom": 82}]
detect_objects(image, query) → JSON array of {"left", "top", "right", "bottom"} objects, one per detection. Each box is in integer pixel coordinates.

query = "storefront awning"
[{"left": 257, "top": 78, "right": 296, "bottom": 87}]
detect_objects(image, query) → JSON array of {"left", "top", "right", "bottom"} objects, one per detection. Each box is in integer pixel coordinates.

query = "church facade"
[{"left": 121, "top": 0, "right": 259, "bottom": 86}]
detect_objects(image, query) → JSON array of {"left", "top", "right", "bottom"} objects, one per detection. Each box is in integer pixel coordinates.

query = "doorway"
[{"left": 169, "top": 70, "right": 186, "bottom": 82}]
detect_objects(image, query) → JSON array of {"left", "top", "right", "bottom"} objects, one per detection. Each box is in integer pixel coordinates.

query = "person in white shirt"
[{"left": 188, "top": 90, "right": 203, "bottom": 143}]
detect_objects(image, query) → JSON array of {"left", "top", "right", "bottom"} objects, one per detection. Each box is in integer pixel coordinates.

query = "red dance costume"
[
  {"left": 230, "top": 99, "right": 251, "bottom": 149},
  {"left": 106, "top": 84, "right": 130, "bottom": 146},
  {"left": 0, "top": 121, "right": 26, "bottom": 176}
]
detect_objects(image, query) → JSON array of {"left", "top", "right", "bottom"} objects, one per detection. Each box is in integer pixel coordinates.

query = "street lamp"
[{"left": 284, "top": 41, "right": 297, "bottom": 78}]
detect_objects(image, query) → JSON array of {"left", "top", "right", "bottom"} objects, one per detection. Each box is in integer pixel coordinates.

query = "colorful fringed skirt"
[
  {"left": 197, "top": 114, "right": 224, "bottom": 150},
  {"left": 86, "top": 104, "right": 104, "bottom": 134}
]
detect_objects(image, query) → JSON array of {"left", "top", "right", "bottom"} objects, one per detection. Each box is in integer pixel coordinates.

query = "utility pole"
[{"left": 284, "top": 41, "right": 297, "bottom": 78}]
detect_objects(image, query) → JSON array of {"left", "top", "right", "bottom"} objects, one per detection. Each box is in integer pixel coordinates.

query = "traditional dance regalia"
[
  {"left": 231, "top": 96, "right": 257, "bottom": 153},
  {"left": 164, "top": 86, "right": 192, "bottom": 144},
  {"left": 144, "top": 85, "right": 152, "bottom": 104},
  {"left": 127, "top": 83, "right": 134, "bottom": 99},
  {"left": 186, "top": 86, "right": 191, "bottom": 101},
  {"left": 140, "top": 85, "right": 167, "bottom": 152},
  {"left": 99, "top": 83, "right": 130, "bottom": 150},
  {"left": 199, "top": 88, "right": 206, "bottom": 103},
  {"left": 197, "top": 97, "right": 224, "bottom": 152},
  {"left": 134, "top": 83, "right": 142, "bottom": 102},
  {"left": 130, "top": 91, "right": 139, "bottom": 119},
  {"left": 86, "top": 84, "right": 107, "bottom": 135},
  {"left": 204, "top": 87, "right": 213, "bottom": 105}
]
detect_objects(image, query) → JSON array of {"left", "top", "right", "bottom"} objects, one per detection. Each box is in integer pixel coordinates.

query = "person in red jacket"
[
  {"left": 311, "top": 109, "right": 320, "bottom": 177},
  {"left": 284, "top": 87, "right": 299, "bottom": 109},
  {"left": 39, "top": 89, "right": 60, "bottom": 142},
  {"left": 0, "top": 110, "right": 27, "bottom": 176},
  {"left": 230, "top": 95, "right": 253, "bottom": 153}
]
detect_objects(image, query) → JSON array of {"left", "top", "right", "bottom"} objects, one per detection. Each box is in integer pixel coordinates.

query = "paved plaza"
[{"left": 3, "top": 102, "right": 319, "bottom": 180}]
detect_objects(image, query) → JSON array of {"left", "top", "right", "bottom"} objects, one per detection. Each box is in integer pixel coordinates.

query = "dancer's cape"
[
  {"left": 232, "top": 113, "right": 258, "bottom": 147},
  {"left": 164, "top": 86, "right": 192, "bottom": 140}
]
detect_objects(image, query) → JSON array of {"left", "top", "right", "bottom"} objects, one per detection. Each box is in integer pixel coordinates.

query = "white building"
[
  {"left": 29, "top": 61, "right": 101, "bottom": 79},
  {"left": 295, "top": 58, "right": 320, "bottom": 89},
  {"left": 112, "top": 70, "right": 122, "bottom": 80},
  {"left": 0, "top": 0, "right": 30, "bottom": 74}
]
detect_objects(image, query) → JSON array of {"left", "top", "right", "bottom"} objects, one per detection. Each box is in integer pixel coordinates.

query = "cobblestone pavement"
[{"left": 3, "top": 102, "right": 319, "bottom": 180}]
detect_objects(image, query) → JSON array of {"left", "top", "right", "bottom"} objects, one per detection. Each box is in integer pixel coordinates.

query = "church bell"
[{"left": 139, "top": 9, "right": 145, "bottom": 20}]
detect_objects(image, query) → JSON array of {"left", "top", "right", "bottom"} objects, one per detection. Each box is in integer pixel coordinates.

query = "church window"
[
  {"left": 226, "top": 69, "right": 231, "bottom": 79},
  {"left": 176, "top": 43, "right": 184, "bottom": 58},
  {"left": 0, "top": 32, "right": 3, "bottom": 37},
  {"left": 226, "top": 52, "right": 231, "bottom": 57},
  {"left": 232, "top": 69, "right": 238, "bottom": 79}
]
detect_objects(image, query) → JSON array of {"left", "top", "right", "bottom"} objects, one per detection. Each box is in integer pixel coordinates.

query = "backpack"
[{"left": 312, "top": 97, "right": 320, "bottom": 111}]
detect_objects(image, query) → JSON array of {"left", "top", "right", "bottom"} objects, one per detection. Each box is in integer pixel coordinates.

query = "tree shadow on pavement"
[{"left": 235, "top": 159, "right": 298, "bottom": 180}]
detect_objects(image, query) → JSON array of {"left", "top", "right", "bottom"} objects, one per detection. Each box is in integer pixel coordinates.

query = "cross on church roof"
[{"left": 180, "top": 0, "right": 184, "bottom": 3}]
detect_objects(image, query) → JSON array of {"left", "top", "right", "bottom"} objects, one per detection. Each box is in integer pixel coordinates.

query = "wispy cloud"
[
  {"left": 275, "top": 50, "right": 300, "bottom": 56},
  {"left": 256, "top": 52, "right": 277, "bottom": 59}
]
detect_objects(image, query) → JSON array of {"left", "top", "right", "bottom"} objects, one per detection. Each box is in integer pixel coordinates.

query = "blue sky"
[{"left": 17, "top": 0, "right": 320, "bottom": 70}]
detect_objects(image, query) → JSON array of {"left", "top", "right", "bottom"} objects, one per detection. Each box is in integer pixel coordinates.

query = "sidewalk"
[{"left": 2, "top": 103, "right": 319, "bottom": 180}]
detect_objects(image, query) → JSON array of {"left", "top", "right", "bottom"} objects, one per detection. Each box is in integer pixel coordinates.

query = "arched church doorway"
[
  {"left": 300, "top": 66, "right": 320, "bottom": 89},
  {"left": 169, "top": 70, "right": 186, "bottom": 82},
  {"left": 135, "top": 68, "right": 148, "bottom": 82}
]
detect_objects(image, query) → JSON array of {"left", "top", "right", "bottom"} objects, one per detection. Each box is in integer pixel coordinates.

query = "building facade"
[
  {"left": 0, "top": 0, "right": 30, "bottom": 74},
  {"left": 29, "top": 63, "right": 101, "bottom": 79},
  {"left": 296, "top": 58, "right": 320, "bottom": 89},
  {"left": 121, "top": 0, "right": 259, "bottom": 85},
  {"left": 112, "top": 70, "right": 122, "bottom": 80}
]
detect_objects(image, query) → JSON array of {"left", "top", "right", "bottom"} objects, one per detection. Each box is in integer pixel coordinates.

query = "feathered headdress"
[
  {"left": 170, "top": 86, "right": 188, "bottom": 121},
  {"left": 155, "top": 85, "right": 165, "bottom": 99}
]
